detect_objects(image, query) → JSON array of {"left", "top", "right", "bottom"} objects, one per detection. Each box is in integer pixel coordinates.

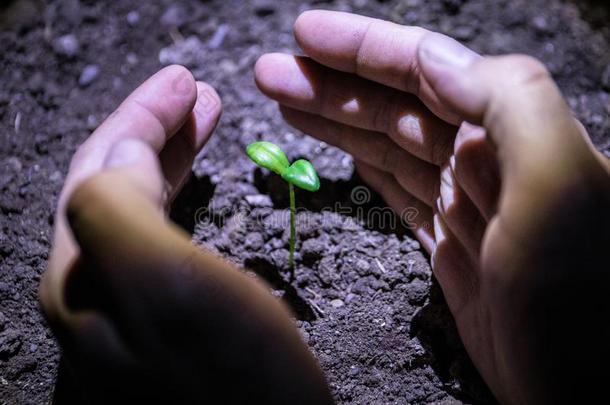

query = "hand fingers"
[
  {"left": 159, "top": 82, "right": 222, "bottom": 200},
  {"left": 255, "top": 53, "right": 456, "bottom": 165},
  {"left": 417, "top": 33, "right": 599, "bottom": 236},
  {"left": 437, "top": 163, "right": 487, "bottom": 260},
  {"left": 280, "top": 106, "right": 440, "bottom": 205},
  {"left": 293, "top": 10, "right": 473, "bottom": 124},
  {"left": 355, "top": 160, "right": 435, "bottom": 253},
  {"left": 452, "top": 123, "right": 501, "bottom": 221}
]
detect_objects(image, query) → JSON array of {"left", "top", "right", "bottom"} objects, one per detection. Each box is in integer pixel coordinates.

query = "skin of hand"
[
  {"left": 40, "top": 66, "right": 333, "bottom": 404},
  {"left": 255, "top": 10, "right": 610, "bottom": 404}
]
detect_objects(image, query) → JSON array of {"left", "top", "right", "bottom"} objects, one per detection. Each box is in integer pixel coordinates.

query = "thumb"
[
  {"left": 417, "top": 33, "right": 601, "bottom": 232},
  {"left": 39, "top": 138, "right": 166, "bottom": 331}
]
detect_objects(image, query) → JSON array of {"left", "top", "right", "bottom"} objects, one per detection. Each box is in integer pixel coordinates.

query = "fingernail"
[
  {"left": 419, "top": 33, "right": 480, "bottom": 69},
  {"left": 103, "top": 138, "right": 149, "bottom": 169}
]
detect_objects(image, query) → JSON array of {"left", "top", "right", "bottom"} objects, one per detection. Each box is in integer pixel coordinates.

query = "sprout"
[{"left": 246, "top": 141, "right": 320, "bottom": 271}]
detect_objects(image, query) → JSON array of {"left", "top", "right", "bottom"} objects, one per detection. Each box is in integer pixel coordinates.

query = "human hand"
[
  {"left": 40, "top": 66, "right": 332, "bottom": 403},
  {"left": 255, "top": 10, "right": 610, "bottom": 404}
]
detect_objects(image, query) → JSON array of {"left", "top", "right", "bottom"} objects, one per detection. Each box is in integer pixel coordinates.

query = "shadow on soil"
[
  {"left": 170, "top": 173, "right": 317, "bottom": 322},
  {"left": 170, "top": 175, "right": 216, "bottom": 235},
  {"left": 411, "top": 282, "right": 496, "bottom": 404},
  {"left": 254, "top": 167, "right": 411, "bottom": 237},
  {"left": 244, "top": 256, "right": 317, "bottom": 322}
]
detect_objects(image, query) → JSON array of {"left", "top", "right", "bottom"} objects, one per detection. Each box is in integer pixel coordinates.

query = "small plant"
[{"left": 246, "top": 141, "right": 320, "bottom": 271}]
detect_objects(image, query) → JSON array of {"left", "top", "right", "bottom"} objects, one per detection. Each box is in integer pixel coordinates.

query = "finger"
[
  {"left": 355, "top": 160, "right": 435, "bottom": 253},
  {"left": 452, "top": 123, "right": 501, "bottom": 221},
  {"left": 159, "top": 82, "right": 222, "bottom": 200},
  {"left": 64, "top": 65, "right": 198, "bottom": 202},
  {"left": 431, "top": 212, "right": 479, "bottom": 317},
  {"left": 255, "top": 53, "right": 456, "bottom": 165},
  {"left": 417, "top": 34, "right": 599, "bottom": 235},
  {"left": 280, "top": 106, "right": 440, "bottom": 205},
  {"left": 437, "top": 164, "right": 486, "bottom": 260},
  {"left": 293, "top": 10, "right": 469, "bottom": 124}
]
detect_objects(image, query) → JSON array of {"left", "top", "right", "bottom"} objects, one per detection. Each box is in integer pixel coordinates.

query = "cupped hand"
[
  {"left": 255, "top": 10, "right": 610, "bottom": 404},
  {"left": 41, "top": 66, "right": 332, "bottom": 404}
]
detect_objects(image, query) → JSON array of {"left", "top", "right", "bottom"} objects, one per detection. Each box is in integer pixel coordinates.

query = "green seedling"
[{"left": 246, "top": 141, "right": 320, "bottom": 270}]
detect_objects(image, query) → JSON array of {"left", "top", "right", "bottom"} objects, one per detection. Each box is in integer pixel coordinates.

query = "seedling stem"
[
  {"left": 246, "top": 141, "right": 320, "bottom": 273},
  {"left": 289, "top": 183, "right": 296, "bottom": 268}
]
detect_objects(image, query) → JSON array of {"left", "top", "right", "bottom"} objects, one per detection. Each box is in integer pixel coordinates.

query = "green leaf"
[
  {"left": 246, "top": 141, "right": 290, "bottom": 175},
  {"left": 282, "top": 159, "right": 320, "bottom": 192}
]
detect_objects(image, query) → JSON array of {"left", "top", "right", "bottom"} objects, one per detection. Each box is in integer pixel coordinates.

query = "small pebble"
[
  {"left": 126, "top": 10, "right": 140, "bottom": 26},
  {"left": 49, "top": 171, "right": 62, "bottom": 182},
  {"left": 86, "top": 114, "right": 98, "bottom": 131},
  {"left": 5, "top": 157, "right": 22, "bottom": 172},
  {"left": 244, "top": 194, "right": 273, "bottom": 208},
  {"left": 354, "top": 258, "right": 371, "bottom": 275},
  {"left": 52, "top": 34, "right": 79, "bottom": 58},
  {"left": 126, "top": 53, "right": 139, "bottom": 66},
  {"left": 160, "top": 5, "right": 186, "bottom": 27},
  {"left": 78, "top": 65, "right": 100, "bottom": 87},
  {"left": 330, "top": 299, "right": 344, "bottom": 308},
  {"left": 244, "top": 232, "right": 264, "bottom": 250},
  {"left": 219, "top": 58, "right": 238, "bottom": 75},
  {"left": 532, "top": 15, "right": 549, "bottom": 33}
]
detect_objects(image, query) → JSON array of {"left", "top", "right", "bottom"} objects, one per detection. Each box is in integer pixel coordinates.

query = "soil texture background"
[{"left": 1, "top": 0, "right": 609, "bottom": 403}]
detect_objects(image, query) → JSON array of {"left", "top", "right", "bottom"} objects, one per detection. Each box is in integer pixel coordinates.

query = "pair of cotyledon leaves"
[{"left": 246, "top": 141, "right": 320, "bottom": 192}]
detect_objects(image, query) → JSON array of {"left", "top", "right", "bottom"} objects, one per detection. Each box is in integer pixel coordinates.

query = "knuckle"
[{"left": 503, "top": 55, "right": 550, "bottom": 87}]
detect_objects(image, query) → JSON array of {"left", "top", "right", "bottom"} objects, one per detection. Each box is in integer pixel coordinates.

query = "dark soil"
[{"left": 1, "top": 0, "right": 609, "bottom": 403}]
